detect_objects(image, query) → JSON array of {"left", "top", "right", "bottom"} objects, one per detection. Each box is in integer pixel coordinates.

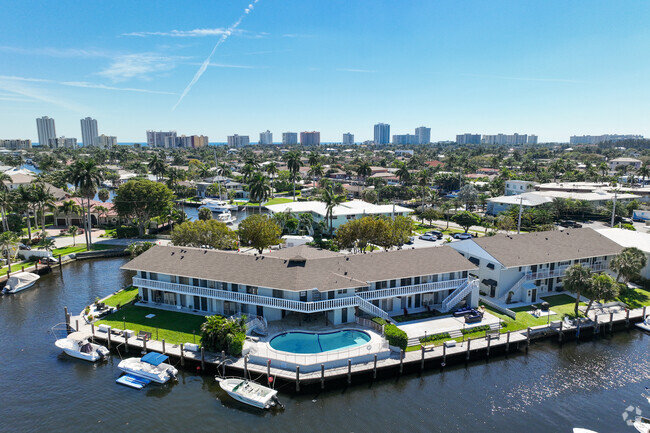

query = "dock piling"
[
  {"left": 162, "top": 339, "right": 165, "bottom": 354},
  {"left": 373, "top": 354, "right": 377, "bottom": 379},
  {"left": 296, "top": 366, "right": 300, "bottom": 392},
  {"left": 143, "top": 336, "right": 147, "bottom": 354},
  {"left": 201, "top": 347, "right": 205, "bottom": 371},
  {"left": 421, "top": 346, "right": 425, "bottom": 370},
  {"left": 64, "top": 307, "right": 70, "bottom": 334},
  {"left": 506, "top": 331, "right": 511, "bottom": 352},
  {"left": 442, "top": 343, "right": 447, "bottom": 367},
  {"left": 124, "top": 334, "right": 129, "bottom": 353},
  {"left": 90, "top": 323, "right": 94, "bottom": 342},
  {"left": 399, "top": 350, "right": 404, "bottom": 374},
  {"left": 221, "top": 351, "right": 226, "bottom": 377},
  {"left": 466, "top": 338, "right": 471, "bottom": 361},
  {"left": 347, "top": 359, "right": 352, "bottom": 384},
  {"left": 626, "top": 309, "right": 630, "bottom": 328},
  {"left": 244, "top": 355, "right": 248, "bottom": 378},
  {"left": 526, "top": 328, "right": 530, "bottom": 352},
  {"left": 558, "top": 322, "right": 563, "bottom": 343},
  {"left": 107, "top": 330, "right": 111, "bottom": 348},
  {"left": 267, "top": 360, "right": 271, "bottom": 384},
  {"left": 486, "top": 335, "right": 491, "bottom": 359},
  {"left": 75, "top": 319, "right": 79, "bottom": 332},
  {"left": 610, "top": 312, "right": 614, "bottom": 333},
  {"left": 321, "top": 364, "right": 325, "bottom": 389},
  {"left": 180, "top": 344, "right": 184, "bottom": 366}
]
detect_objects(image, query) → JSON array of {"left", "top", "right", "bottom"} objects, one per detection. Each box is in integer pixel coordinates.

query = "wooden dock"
[{"left": 65, "top": 305, "right": 647, "bottom": 393}]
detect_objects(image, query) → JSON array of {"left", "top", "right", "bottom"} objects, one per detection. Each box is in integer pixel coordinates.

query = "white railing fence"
[{"left": 358, "top": 278, "right": 467, "bottom": 301}]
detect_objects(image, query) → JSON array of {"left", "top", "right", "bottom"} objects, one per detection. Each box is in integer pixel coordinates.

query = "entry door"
[
  {"left": 548, "top": 279, "right": 554, "bottom": 292},
  {"left": 490, "top": 286, "right": 496, "bottom": 297},
  {"left": 531, "top": 288, "right": 537, "bottom": 302},
  {"left": 257, "top": 305, "right": 263, "bottom": 317},
  {"left": 341, "top": 308, "right": 348, "bottom": 323}
]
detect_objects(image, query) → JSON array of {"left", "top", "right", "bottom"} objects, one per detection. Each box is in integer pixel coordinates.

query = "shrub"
[
  {"left": 228, "top": 332, "right": 246, "bottom": 356},
  {"left": 372, "top": 317, "right": 388, "bottom": 326},
  {"left": 84, "top": 306, "right": 90, "bottom": 315},
  {"left": 420, "top": 332, "right": 450, "bottom": 344},
  {"left": 384, "top": 323, "right": 408, "bottom": 350},
  {"left": 461, "top": 324, "right": 490, "bottom": 335},
  {"left": 621, "top": 223, "right": 636, "bottom": 231},
  {"left": 200, "top": 315, "right": 247, "bottom": 355},
  {"left": 116, "top": 225, "right": 140, "bottom": 239}
]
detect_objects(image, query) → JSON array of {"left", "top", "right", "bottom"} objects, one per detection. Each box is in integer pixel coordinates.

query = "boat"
[
  {"left": 118, "top": 352, "right": 178, "bottom": 384},
  {"left": 2, "top": 272, "right": 40, "bottom": 294},
  {"left": 199, "top": 199, "right": 237, "bottom": 213},
  {"left": 216, "top": 211, "right": 236, "bottom": 224},
  {"left": 215, "top": 377, "right": 283, "bottom": 409},
  {"left": 634, "top": 416, "right": 650, "bottom": 433},
  {"left": 635, "top": 315, "right": 650, "bottom": 332},
  {"left": 116, "top": 374, "right": 151, "bottom": 390},
  {"left": 573, "top": 429, "right": 599, "bottom": 433},
  {"left": 54, "top": 332, "right": 110, "bottom": 362}
]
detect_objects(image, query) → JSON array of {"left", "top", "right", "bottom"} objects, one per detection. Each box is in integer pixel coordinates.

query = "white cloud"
[
  {"left": 122, "top": 28, "right": 238, "bottom": 38},
  {"left": 461, "top": 73, "right": 582, "bottom": 83},
  {"left": 0, "top": 75, "right": 175, "bottom": 95},
  {"left": 97, "top": 53, "right": 186, "bottom": 82},
  {"left": 0, "top": 46, "right": 112, "bottom": 58}
]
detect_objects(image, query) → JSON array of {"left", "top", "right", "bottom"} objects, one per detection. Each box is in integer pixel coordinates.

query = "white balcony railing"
[
  {"left": 357, "top": 278, "right": 467, "bottom": 301},
  {"left": 133, "top": 277, "right": 358, "bottom": 314},
  {"left": 355, "top": 296, "right": 389, "bottom": 320},
  {"left": 526, "top": 262, "right": 607, "bottom": 281}
]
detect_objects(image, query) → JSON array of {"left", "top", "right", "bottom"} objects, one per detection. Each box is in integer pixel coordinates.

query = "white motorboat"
[
  {"left": 634, "top": 416, "right": 650, "bottom": 433},
  {"left": 573, "top": 429, "right": 599, "bottom": 433},
  {"left": 118, "top": 352, "right": 178, "bottom": 384},
  {"left": 635, "top": 315, "right": 650, "bottom": 332},
  {"left": 55, "top": 332, "right": 109, "bottom": 362},
  {"left": 216, "top": 377, "right": 283, "bottom": 409},
  {"left": 216, "top": 211, "right": 236, "bottom": 224},
  {"left": 200, "top": 199, "right": 237, "bottom": 213},
  {"left": 2, "top": 272, "right": 40, "bottom": 294}
]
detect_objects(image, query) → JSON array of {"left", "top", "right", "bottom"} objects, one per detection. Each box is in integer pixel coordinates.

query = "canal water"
[{"left": 1, "top": 258, "right": 648, "bottom": 432}]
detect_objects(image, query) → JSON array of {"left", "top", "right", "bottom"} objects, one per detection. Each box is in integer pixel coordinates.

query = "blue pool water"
[{"left": 270, "top": 330, "right": 371, "bottom": 354}]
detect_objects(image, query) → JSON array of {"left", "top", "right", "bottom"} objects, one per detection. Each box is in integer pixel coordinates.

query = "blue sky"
[{"left": 1, "top": 0, "right": 650, "bottom": 143}]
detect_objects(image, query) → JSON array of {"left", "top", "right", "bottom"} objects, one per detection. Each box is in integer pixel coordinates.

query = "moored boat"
[
  {"left": 54, "top": 332, "right": 109, "bottom": 362},
  {"left": 216, "top": 377, "right": 283, "bottom": 410},
  {"left": 634, "top": 416, "right": 650, "bottom": 433},
  {"left": 118, "top": 352, "right": 178, "bottom": 384},
  {"left": 2, "top": 272, "right": 40, "bottom": 294},
  {"left": 199, "top": 199, "right": 237, "bottom": 213},
  {"left": 216, "top": 211, "right": 236, "bottom": 224},
  {"left": 635, "top": 315, "right": 650, "bottom": 332}
]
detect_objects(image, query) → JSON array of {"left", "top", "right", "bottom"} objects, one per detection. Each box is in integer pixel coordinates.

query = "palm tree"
[
  {"left": 356, "top": 161, "right": 372, "bottom": 194},
  {"left": 637, "top": 161, "right": 650, "bottom": 185},
  {"left": 0, "top": 189, "right": 13, "bottom": 233},
  {"left": 298, "top": 212, "right": 314, "bottom": 236},
  {"left": 68, "top": 225, "right": 79, "bottom": 246},
  {"left": 0, "top": 231, "right": 19, "bottom": 272},
  {"left": 284, "top": 151, "right": 302, "bottom": 201},
  {"left": 241, "top": 163, "right": 256, "bottom": 183},
  {"left": 320, "top": 186, "right": 345, "bottom": 234},
  {"left": 416, "top": 169, "right": 432, "bottom": 210},
  {"left": 308, "top": 152, "right": 320, "bottom": 167},
  {"left": 17, "top": 185, "right": 36, "bottom": 241},
  {"left": 396, "top": 163, "right": 411, "bottom": 185},
  {"left": 610, "top": 247, "right": 648, "bottom": 283},
  {"left": 265, "top": 162, "right": 278, "bottom": 197},
  {"left": 248, "top": 173, "right": 272, "bottom": 213},
  {"left": 58, "top": 199, "right": 82, "bottom": 227},
  {"left": 308, "top": 162, "right": 325, "bottom": 187},
  {"left": 32, "top": 183, "right": 56, "bottom": 238},
  {"left": 38, "top": 237, "right": 56, "bottom": 254},
  {"left": 563, "top": 263, "right": 592, "bottom": 315},
  {"left": 68, "top": 159, "right": 103, "bottom": 249},
  {"left": 148, "top": 154, "right": 167, "bottom": 182},
  {"left": 440, "top": 201, "right": 453, "bottom": 230}
]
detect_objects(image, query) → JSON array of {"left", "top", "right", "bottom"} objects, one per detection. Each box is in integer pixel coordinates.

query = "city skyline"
[{"left": 2, "top": 1, "right": 650, "bottom": 142}]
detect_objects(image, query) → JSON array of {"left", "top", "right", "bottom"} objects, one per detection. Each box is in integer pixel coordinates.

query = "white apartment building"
[
  {"left": 80, "top": 117, "right": 98, "bottom": 146},
  {"left": 415, "top": 126, "right": 431, "bottom": 144},
  {"left": 147, "top": 130, "right": 177, "bottom": 148},
  {"left": 505, "top": 180, "right": 539, "bottom": 196},
  {"left": 342, "top": 132, "right": 354, "bottom": 145},
  {"left": 227, "top": 135, "right": 250, "bottom": 147},
  {"left": 0, "top": 139, "right": 31, "bottom": 150},
  {"left": 36, "top": 116, "right": 56, "bottom": 147},
  {"left": 259, "top": 130, "right": 273, "bottom": 145},
  {"left": 282, "top": 132, "right": 298, "bottom": 145},
  {"left": 48, "top": 137, "right": 77, "bottom": 149},
  {"left": 97, "top": 135, "right": 117, "bottom": 148}
]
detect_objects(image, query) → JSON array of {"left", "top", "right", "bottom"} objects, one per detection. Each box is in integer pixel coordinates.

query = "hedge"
[
  {"left": 384, "top": 323, "right": 408, "bottom": 350},
  {"left": 116, "top": 225, "right": 140, "bottom": 238},
  {"left": 420, "top": 332, "right": 450, "bottom": 344},
  {"left": 228, "top": 332, "right": 246, "bottom": 356}
]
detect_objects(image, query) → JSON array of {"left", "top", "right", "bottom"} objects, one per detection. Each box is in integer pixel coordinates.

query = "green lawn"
[
  {"left": 616, "top": 286, "right": 650, "bottom": 308},
  {"left": 240, "top": 197, "right": 294, "bottom": 207},
  {"left": 95, "top": 304, "right": 207, "bottom": 345},
  {"left": 52, "top": 244, "right": 123, "bottom": 256},
  {"left": 102, "top": 286, "right": 139, "bottom": 307},
  {"left": 0, "top": 261, "right": 37, "bottom": 276}
]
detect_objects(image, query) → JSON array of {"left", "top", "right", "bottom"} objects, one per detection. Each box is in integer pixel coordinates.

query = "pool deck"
[{"left": 396, "top": 312, "right": 501, "bottom": 339}]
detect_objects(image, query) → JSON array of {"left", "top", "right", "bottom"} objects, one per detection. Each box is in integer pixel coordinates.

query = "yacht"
[
  {"left": 118, "top": 352, "right": 178, "bottom": 384},
  {"left": 216, "top": 211, "right": 236, "bottom": 225},
  {"left": 216, "top": 377, "right": 283, "bottom": 410},
  {"left": 2, "top": 272, "right": 40, "bottom": 294},
  {"left": 199, "top": 199, "right": 237, "bottom": 213},
  {"left": 55, "top": 332, "right": 109, "bottom": 362}
]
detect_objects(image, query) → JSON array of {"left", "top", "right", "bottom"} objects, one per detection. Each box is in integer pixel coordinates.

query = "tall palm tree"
[
  {"left": 440, "top": 201, "right": 453, "bottom": 229},
  {"left": 248, "top": 173, "right": 272, "bottom": 213},
  {"left": 265, "top": 162, "right": 278, "bottom": 197},
  {"left": 148, "top": 154, "right": 167, "bottom": 182},
  {"left": 32, "top": 183, "right": 56, "bottom": 238},
  {"left": 308, "top": 152, "right": 320, "bottom": 167},
  {"left": 308, "top": 162, "right": 325, "bottom": 187},
  {"left": 417, "top": 169, "right": 432, "bottom": 210},
  {"left": 284, "top": 151, "right": 302, "bottom": 201},
  {"left": 58, "top": 199, "right": 82, "bottom": 227},
  {"left": 320, "top": 186, "right": 345, "bottom": 235},
  {"left": 611, "top": 247, "right": 648, "bottom": 283},
  {"left": 637, "top": 161, "right": 650, "bottom": 185},
  {"left": 0, "top": 189, "right": 13, "bottom": 232},
  {"left": 356, "top": 161, "right": 372, "bottom": 193},
  {"left": 598, "top": 162, "right": 609, "bottom": 180},
  {"left": 0, "top": 231, "right": 19, "bottom": 272},
  {"left": 563, "top": 263, "right": 592, "bottom": 315},
  {"left": 68, "top": 159, "right": 103, "bottom": 249},
  {"left": 396, "top": 163, "right": 411, "bottom": 185},
  {"left": 17, "top": 185, "right": 36, "bottom": 240}
]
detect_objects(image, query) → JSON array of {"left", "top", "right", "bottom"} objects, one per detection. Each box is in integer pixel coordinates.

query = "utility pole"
[
  {"left": 213, "top": 148, "right": 222, "bottom": 201},
  {"left": 517, "top": 195, "right": 524, "bottom": 234},
  {"left": 610, "top": 190, "right": 618, "bottom": 227}
]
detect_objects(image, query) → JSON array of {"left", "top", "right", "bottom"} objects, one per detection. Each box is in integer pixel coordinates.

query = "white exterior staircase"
[
  {"left": 441, "top": 279, "right": 476, "bottom": 312},
  {"left": 355, "top": 296, "right": 390, "bottom": 321}
]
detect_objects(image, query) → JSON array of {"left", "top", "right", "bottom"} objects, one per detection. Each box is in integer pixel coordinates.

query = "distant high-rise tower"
[
  {"left": 227, "top": 134, "right": 250, "bottom": 146},
  {"left": 415, "top": 126, "right": 431, "bottom": 144},
  {"left": 342, "top": 132, "right": 354, "bottom": 145},
  {"left": 146, "top": 130, "right": 177, "bottom": 148},
  {"left": 374, "top": 123, "right": 390, "bottom": 145},
  {"left": 259, "top": 130, "right": 273, "bottom": 145},
  {"left": 282, "top": 132, "right": 298, "bottom": 145},
  {"left": 36, "top": 116, "right": 56, "bottom": 147},
  {"left": 300, "top": 131, "right": 320, "bottom": 145},
  {"left": 80, "top": 117, "right": 99, "bottom": 147}
]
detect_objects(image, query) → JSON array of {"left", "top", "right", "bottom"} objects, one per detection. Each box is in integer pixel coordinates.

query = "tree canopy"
[
  {"left": 171, "top": 220, "right": 237, "bottom": 250},
  {"left": 451, "top": 211, "right": 481, "bottom": 233},
  {"left": 238, "top": 214, "right": 282, "bottom": 254},
  {"left": 114, "top": 179, "right": 175, "bottom": 236}
]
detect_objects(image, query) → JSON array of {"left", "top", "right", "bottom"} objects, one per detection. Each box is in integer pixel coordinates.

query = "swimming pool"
[{"left": 269, "top": 330, "right": 371, "bottom": 354}]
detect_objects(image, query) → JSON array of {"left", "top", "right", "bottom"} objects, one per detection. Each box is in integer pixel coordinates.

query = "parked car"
[
  {"left": 419, "top": 234, "right": 437, "bottom": 241},
  {"left": 425, "top": 230, "right": 443, "bottom": 239},
  {"left": 559, "top": 221, "right": 582, "bottom": 228},
  {"left": 18, "top": 243, "right": 31, "bottom": 250},
  {"left": 405, "top": 236, "right": 415, "bottom": 245},
  {"left": 453, "top": 233, "right": 473, "bottom": 240}
]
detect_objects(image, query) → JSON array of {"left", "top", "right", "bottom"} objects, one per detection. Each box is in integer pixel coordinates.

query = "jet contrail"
[{"left": 172, "top": 0, "right": 259, "bottom": 110}]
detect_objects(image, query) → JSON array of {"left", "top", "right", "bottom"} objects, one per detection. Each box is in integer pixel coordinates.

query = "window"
[
  {"left": 272, "top": 289, "right": 283, "bottom": 299},
  {"left": 337, "top": 289, "right": 347, "bottom": 295},
  {"left": 300, "top": 291, "right": 308, "bottom": 301},
  {"left": 390, "top": 279, "right": 397, "bottom": 288},
  {"left": 468, "top": 257, "right": 480, "bottom": 266},
  {"left": 179, "top": 276, "right": 189, "bottom": 285},
  {"left": 231, "top": 283, "right": 239, "bottom": 292},
  {"left": 487, "top": 263, "right": 495, "bottom": 270},
  {"left": 400, "top": 278, "right": 412, "bottom": 287},
  {"left": 192, "top": 278, "right": 200, "bottom": 287},
  {"left": 414, "top": 276, "right": 421, "bottom": 285},
  {"left": 170, "top": 275, "right": 177, "bottom": 284},
  {"left": 200, "top": 279, "right": 208, "bottom": 288},
  {"left": 149, "top": 272, "right": 158, "bottom": 281},
  {"left": 246, "top": 286, "right": 258, "bottom": 295},
  {"left": 462, "top": 271, "right": 468, "bottom": 278}
]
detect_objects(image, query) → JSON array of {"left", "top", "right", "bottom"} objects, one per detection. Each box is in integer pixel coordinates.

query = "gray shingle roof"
[
  {"left": 470, "top": 228, "right": 622, "bottom": 268},
  {"left": 121, "top": 245, "right": 476, "bottom": 292}
]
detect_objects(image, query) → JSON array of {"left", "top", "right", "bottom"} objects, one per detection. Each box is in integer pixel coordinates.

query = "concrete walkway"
[{"left": 397, "top": 312, "right": 501, "bottom": 339}]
